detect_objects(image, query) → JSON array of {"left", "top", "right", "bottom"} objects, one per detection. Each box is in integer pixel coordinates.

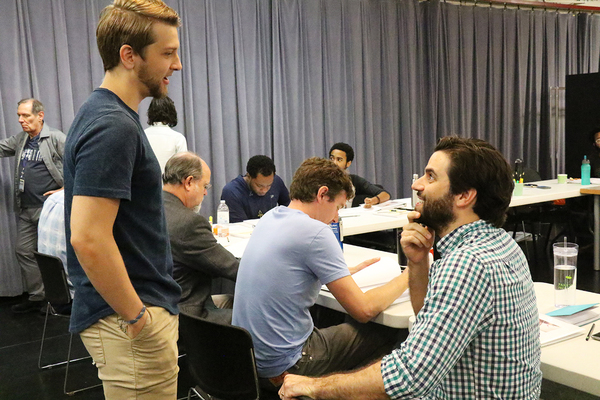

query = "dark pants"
[
  {"left": 261, "top": 319, "right": 405, "bottom": 391},
  {"left": 16, "top": 207, "right": 44, "bottom": 301}
]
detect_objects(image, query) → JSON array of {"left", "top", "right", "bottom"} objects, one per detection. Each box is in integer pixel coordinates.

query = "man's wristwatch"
[{"left": 118, "top": 305, "right": 146, "bottom": 334}]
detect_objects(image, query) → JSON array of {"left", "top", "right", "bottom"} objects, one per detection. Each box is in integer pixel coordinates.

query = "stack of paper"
[
  {"left": 322, "top": 258, "right": 409, "bottom": 305},
  {"left": 228, "top": 221, "right": 256, "bottom": 238},
  {"left": 546, "top": 304, "right": 600, "bottom": 327},
  {"left": 539, "top": 314, "right": 584, "bottom": 347}
]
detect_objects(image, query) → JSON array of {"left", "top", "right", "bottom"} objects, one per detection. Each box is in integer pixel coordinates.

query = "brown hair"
[
  {"left": 97, "top": 0, "right": 181, "bottom": 72},
  {"left": 290, "top": 157, "right": 354, "bottom": 203},
  {"left": 434, "top": 136, "right": 513, "bottom": 228}
]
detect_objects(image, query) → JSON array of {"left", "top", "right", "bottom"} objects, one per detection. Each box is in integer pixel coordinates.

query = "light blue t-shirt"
[{"left": 232, "top": 206, "right": 349, "bottom": 378}]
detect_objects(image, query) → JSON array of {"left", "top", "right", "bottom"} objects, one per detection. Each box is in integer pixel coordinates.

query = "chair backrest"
[
  {"left": 179, "top": 312, "right": 259, "bottom": 400},
  {"left": 521, "top": 167, "right": 542, "bottom": 183},
  {"left": 34, "top": 251, "right": 71, "bottom": 306}
]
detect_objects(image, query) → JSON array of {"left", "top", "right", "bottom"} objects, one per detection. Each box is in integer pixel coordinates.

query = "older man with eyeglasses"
[{"left": 162, "top": 152, "right": 239, "bottom": 324}]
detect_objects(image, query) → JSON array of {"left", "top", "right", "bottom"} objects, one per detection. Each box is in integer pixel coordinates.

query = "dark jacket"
[{"left": 163, "top": 191, "right": 239, "bottom": 324}]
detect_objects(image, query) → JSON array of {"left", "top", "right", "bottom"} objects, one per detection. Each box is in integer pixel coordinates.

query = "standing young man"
[
  {"left": 64, "top": 1, "right": 183, "bottom": 398},
  {"left": 280, "top": 137, "right": 541, "bottom": 400}
]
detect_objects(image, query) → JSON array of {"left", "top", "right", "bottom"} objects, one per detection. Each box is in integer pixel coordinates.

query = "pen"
[
  {"left": 586, "top": 323, "right": 595, "bottom": 341},
  {"left": 392, "top": 207, "right": 415, "bottom": 212},
  {"left": 523, "top": 184, "right": 552, "bottom": 189}
]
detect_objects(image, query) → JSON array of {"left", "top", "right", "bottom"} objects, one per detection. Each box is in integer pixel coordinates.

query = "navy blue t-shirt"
[
  {"left": 20, "top": 135, "right": 58, "bottom": 208},
  {"left": 221, "top": 174, "right": 290, "bottom": 223},
  {"left": 64, "top": 88, "right": 181, "bottom": 333}
]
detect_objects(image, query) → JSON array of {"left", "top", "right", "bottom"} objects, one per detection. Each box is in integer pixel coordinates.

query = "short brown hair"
[
  {"left": 434, "top": 136, "right": 513, "bottom": 228},
  {"left": 289, "top": 157, "right": 354, "bottom": 203},
  {"left": 97, "top": 0, "right": 181, "bottom": 72}
]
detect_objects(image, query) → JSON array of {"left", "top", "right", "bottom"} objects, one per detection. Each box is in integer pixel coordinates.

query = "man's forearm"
[
  {"left": 362, "top": 269, "right": 409, "bottom": 316},
  {"left": 282, "top": 361, "right": 389, "bottom": 400},
  {"left": 377, "top": 191, "right": 391, "bottom": 203},
  {"left": 408, "top": 258, "right": 429, "bottom": 315}
]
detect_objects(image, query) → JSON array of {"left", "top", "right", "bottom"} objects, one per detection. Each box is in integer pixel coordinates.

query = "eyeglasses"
[
  {"left": 595, "top": 139, "right": 600, "bottom": 145},
  {"left": 204, "top": 183, "right": 212, "bottom": 191}
]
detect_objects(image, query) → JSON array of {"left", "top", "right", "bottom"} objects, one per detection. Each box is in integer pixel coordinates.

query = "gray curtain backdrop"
[{"left": 0, "top": 0, "right": 599, "bottom": 296}]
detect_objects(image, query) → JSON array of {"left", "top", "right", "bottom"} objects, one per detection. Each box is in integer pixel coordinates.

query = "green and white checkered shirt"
[{"left": 382, "top": 220, "right": 542, "bottom": 399}]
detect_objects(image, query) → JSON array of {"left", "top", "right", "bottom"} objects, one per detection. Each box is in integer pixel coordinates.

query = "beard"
[
  {"left": 416, "top": 190, "right": 456, "bottom": 234},
  {"left": 138, "top": 63, "right": 166, "bottom": 99},
  {"left": 193, "top": 202, "right": 202, "bottom": 214}
]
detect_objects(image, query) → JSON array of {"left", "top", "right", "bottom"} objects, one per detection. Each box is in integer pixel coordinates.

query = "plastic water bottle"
[
  {"left": 217, "top": 200, "right": 229, "bottom": 237},
  {"left": 411, "top": 174, "right": 419, "bottom": 209},
  {"left": 582, "top": 156, "right": 591, "bottom": 186},
  {"left": 330, "top": 217, "right": 343, "bottom": 249}
]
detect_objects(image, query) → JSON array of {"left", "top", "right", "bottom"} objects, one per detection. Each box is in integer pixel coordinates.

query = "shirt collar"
[{"left": 436, "top": 219, "right": 490, "bottom": 256}]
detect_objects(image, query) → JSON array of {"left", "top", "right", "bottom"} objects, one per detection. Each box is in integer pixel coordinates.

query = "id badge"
[{"left": 18, "top": 178, "right": 25, "bottom": 192}]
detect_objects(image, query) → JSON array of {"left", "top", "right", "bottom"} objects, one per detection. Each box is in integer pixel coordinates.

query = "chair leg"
[
  {"left": 63, "top": 333, "right": 103, "bottom": 395},
  {"left": 520, "top": 221, "right": 531, "bottom": 262},
  {"left": 38, "top": 302, "right": 51, "bottom": 369},
  {"left": 189, "top": 386, "right": 210, "bottom": 400}
]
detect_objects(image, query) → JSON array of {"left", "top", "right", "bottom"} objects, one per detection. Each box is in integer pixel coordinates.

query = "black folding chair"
[
  {"left": 34, "top": 251, "right": 102, "bottom": 395},
  {"left": 179, "top": 312, "right": 260, "bottom": 400}
]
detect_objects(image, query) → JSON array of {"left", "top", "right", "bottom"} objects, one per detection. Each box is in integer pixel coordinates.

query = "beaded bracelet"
[{"left": 118, "top": 305, "right": 146, "bottom": 334}]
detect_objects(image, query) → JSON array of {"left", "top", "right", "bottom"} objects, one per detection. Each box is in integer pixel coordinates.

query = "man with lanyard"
[{"left": 0, "top": 98, "right": 65, "bottom": 313}]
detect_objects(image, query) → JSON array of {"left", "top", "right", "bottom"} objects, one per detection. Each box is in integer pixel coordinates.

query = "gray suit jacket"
[
  {"left": 0, "top": 123, "right": 66, "bottom": 211},
  {"left": 163, "top": 191, "right": 239, "bottom": 324}
]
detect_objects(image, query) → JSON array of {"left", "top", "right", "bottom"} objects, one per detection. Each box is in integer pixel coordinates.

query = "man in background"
[
  {"left": 64, "top": 0, "right": 182, "bottom": 397},
  {"left": 280, "top": 137, "right": 541, "bottom": 400},
  {"left": 0, "top": 98, "right": 65, "bottom": 313},
  {"left": 163, "top": 152, "right": 239, "bottom": 324},
  {"left": 145, "top": 96, "right": 187, "bottom": 173},
  {"left": 233, "top": 157, "right": 407, "bottom": 392},
  {"left": 221, "top": 155, "right": 290, "bottom": 222},
  {"left": 329, "top": 142, "right": 390, "bottom": 208},
  {"left": 37, "top": 189, "right": 73, "bottom": 311}
]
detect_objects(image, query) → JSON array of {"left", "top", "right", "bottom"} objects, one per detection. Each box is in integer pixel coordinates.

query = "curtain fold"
[{"left": 0, "top": 0, "right": 599, "bottom": 296}]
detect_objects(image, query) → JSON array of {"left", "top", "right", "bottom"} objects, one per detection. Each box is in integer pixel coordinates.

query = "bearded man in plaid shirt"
[{"left": 279, "top": 136, "right": 542, "bottom": 400}]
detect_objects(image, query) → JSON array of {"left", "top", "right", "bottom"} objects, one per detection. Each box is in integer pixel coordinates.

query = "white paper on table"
[
  {"left": 221, "top": 237, "right": 250, "bottom": 258},
  {"left": 538, "top": 313, "right": 584, "bottom": 347},
  {"left": 228, "top": 223, "right": 254, "bottom": 238},
  {"left": 351, "top": 257, "right": 404, "bottom": 287},
  {"left": 322, "top": 257, "right": 409, "bottom": 305},
  {"left": 370, "top": 199, "right": 410, "bottom": 212},
  {"left": 567, "top": 178, "right": 600, "bottom": 184}
]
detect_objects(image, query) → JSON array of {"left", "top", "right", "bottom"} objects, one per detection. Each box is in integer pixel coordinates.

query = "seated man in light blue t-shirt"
[{"left": 232, "top": 157, "right": 408, "bottom": 392}]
